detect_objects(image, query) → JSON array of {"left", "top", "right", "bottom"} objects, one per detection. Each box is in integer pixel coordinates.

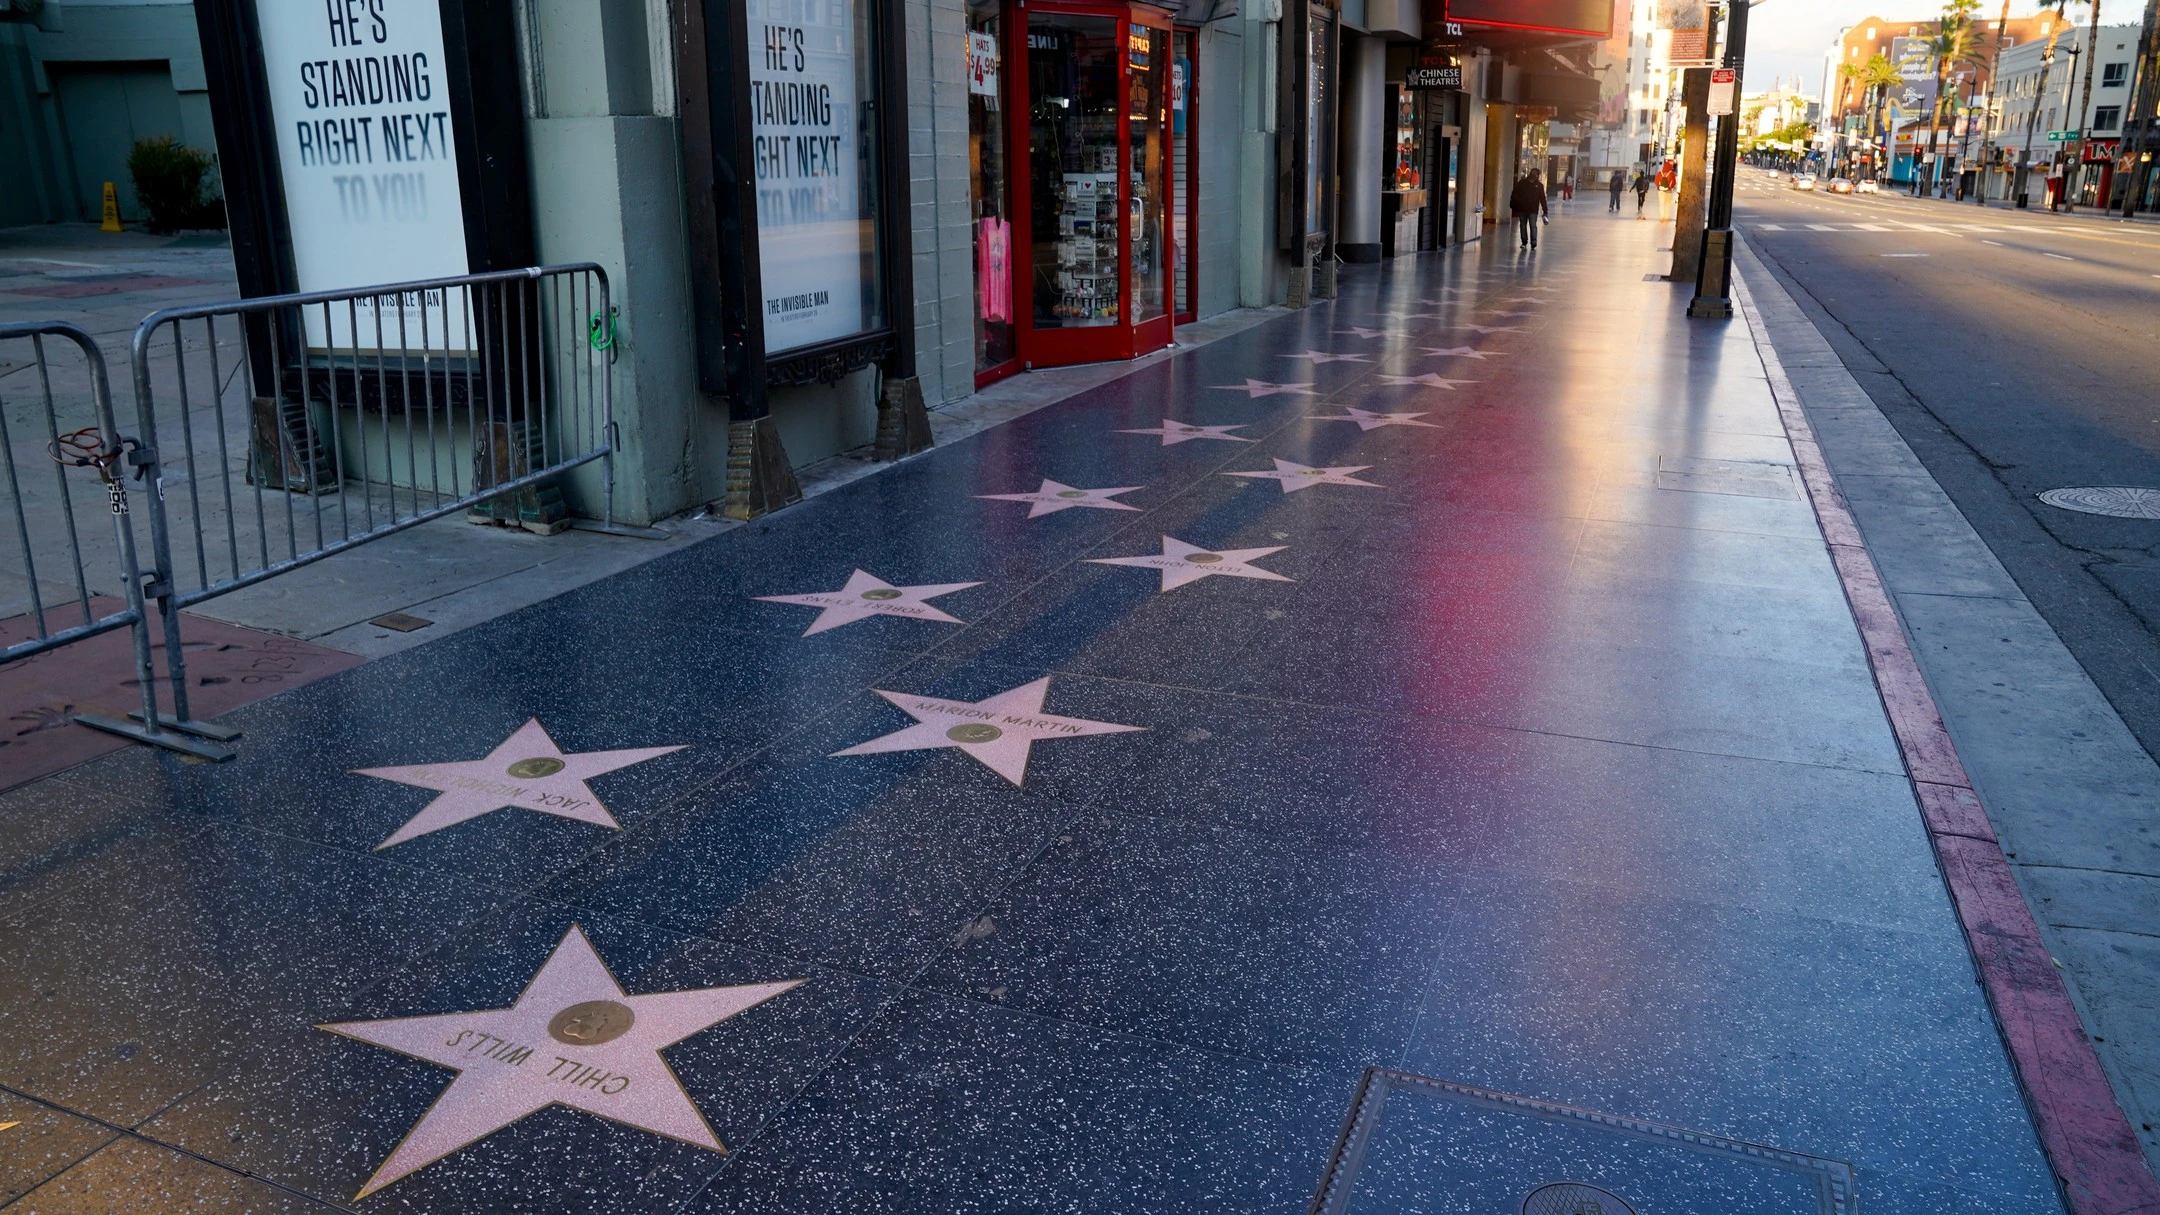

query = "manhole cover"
[
  {"left": 1307, "top": 1069, "right": 1855, "bottom": 1215},
  {"left": 2038, "top": 487, "right": 2160, "bottom": 519},
  {"left": 1523, "top": 1181, "right": 1640, "bottom": 1215}
]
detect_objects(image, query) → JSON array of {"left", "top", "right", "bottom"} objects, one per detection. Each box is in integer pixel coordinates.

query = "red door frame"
[
  {"left": 1006, "top": 0, "right": 1175, "bottom": 370},
  {"left": 1172, "top": 26, "right": 1199, "bottom": 325}
]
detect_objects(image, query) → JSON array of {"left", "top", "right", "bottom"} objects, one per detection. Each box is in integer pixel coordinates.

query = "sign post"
[{"left": 1707, "top": 66, "right": 1734, "bottom": 116}]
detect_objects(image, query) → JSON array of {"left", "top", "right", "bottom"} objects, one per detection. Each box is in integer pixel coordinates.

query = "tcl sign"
[{"left": 1443, "top": 0, "right": 1610, "bottom": 37}]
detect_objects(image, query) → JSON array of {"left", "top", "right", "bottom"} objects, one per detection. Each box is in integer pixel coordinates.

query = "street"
[{"left": 1735, "top": 171, "right": 2160, "bottom": 759}]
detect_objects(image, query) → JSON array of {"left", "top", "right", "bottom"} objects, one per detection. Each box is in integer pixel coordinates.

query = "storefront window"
[
  {"left": 1030, "top": 13, "right": 1121, "bottom": 328},
  {"left": 1304, "top": 9, "right": 1331, "bottom": 230},
  {"left": 969, "top": 0, "right": 1014, "bottom": 373},
  {"left": 748, "top": 0, "right": 886, "bottom": 355},
  {"left": 1392, "top": 88, "right": 1422, "bottom": 191},
  {"left": 1129, "top": 22, "right": 1168, "bottom": 325},
  {"left": 1171, "top": 32, "right": 1195, "bottom": 319}
]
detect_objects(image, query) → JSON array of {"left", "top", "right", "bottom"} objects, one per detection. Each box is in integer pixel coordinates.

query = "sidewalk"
[{"left": 0, "top": 213, "right": 2100, "bottom": 1212}]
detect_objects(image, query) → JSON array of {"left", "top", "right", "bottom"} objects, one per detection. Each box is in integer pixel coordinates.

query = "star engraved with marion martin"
[
  {"left": 977, "top": 478, "right": 1143, "bottom": 518},
  {"left": 1224, "top": 458, "right": 1383, "bottom": 493},
  {"left": 1087, "top": 534, "right": 1293, "bottom": 592},
  {"left": 321, "top": 924, "right": 801, "bottom": 1198},
  {"left": 1374, "top": 373, "right": 1476, "bottom": 390},
  {"left": 754, "top": 569, "right": 982, "bottom": 636},
  {"left": 353, "top": 719, "right": 684, "bottom": 849},
  {"left": 1210, "top": 379, "right": 1320, "bottom": 398},
  {"left": 1115, "top": 419, "right": 1254, "bottom": 446},
  {"left": 832, "top": 677, "right": 1144, "bottom": 785},
  {"left": 1310, "top": 407, "right": 1438, "bottom": 430}
]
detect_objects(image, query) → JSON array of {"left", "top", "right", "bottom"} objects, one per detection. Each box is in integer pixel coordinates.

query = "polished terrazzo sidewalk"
[{"left": 0, "top": 216, "right": 2062, "bottom": 1213}]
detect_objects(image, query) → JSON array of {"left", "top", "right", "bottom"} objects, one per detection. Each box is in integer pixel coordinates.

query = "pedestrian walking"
[
  {"left": 1510, "top": 169, "right": 1548, "bottom": 250},
  {"left": 1561, "top": 173, "right": 1574, "bottom": 201},
  {"left": 1633, "top": 169, "right": 1651, "bottom": 218},
  {"left": 1608, "top": 170, "right": 1625, "bottom": 213}
]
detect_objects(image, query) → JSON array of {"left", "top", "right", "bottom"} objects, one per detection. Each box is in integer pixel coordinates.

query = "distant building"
[
  {"left": 1985, "top": 22, "right": 2145, "bottom": 205},
  {"left": 0, "top": 0, "right": 219, "bottom": 227}
]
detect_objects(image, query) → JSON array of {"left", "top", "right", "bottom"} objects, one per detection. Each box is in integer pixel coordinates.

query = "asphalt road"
[{"left": 1734, "top": 172, "right": 2160, "bottom": 763}]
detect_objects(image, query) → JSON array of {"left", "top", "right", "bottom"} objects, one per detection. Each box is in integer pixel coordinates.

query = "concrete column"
[
  {"left": 1337, "top": 32, "right": 1384, "bottom": 262},
  {"left": 521, "top": 0, "right": 719, "bottom": 525}
]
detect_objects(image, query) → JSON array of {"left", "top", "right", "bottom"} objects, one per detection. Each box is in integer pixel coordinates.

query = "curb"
[{"left": 1732, "top": 263, "right": 2160, "bottom": 1215}]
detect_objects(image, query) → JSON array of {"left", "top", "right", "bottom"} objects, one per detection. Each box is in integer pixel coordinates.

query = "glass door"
[
  {"left": 1014, "top": 1, "right": 1174, "bottom": 370},
  {"left": 1126, "top": 17, "right": 1171, "bottom": 352},
  {"left": 970, "top": 0, "right": 1018, "bottom": 385}
]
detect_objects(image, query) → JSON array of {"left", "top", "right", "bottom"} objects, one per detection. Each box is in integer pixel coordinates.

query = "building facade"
[
  {"left": 0, "top": 0, "right": 218, "bottom": 226},
  {"left": 4, "top": 0, "right": 1599, "bottom": 523},
  {"left": 1985, "top": 21, "right": 2145, "bottom": 206}
]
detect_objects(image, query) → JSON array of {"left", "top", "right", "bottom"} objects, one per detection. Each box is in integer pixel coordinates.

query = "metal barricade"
[
  {"left": 0, "top": 321, "right": 230, "bottom": 759},
  {"left": 129, "top": 263, "right": 617, "bottom": 725}
]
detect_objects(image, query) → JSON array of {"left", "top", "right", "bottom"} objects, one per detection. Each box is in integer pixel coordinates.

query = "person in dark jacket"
[
  {"left": 1633, "top": 169, "right": 1652, "bottom": 218},
  {"left": 1509, "top": 170, "right": 1548, "bottom": 249},
  {"left": 1608, "top": 169, "right": 1625, "bottom": 212}
]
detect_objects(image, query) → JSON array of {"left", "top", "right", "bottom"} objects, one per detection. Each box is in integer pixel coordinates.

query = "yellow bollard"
[{"left": 99, "top": 182, "right": 123, "bottom": 233}]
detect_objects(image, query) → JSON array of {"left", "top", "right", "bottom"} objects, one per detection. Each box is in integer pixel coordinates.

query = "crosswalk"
[{"left": 1749, "top": 221, "right": 2057, "bottom": 235}]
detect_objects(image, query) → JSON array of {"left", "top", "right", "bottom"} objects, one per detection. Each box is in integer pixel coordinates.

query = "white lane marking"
[
  {"left": 1881, "top": 253, "right": 1929, "bottom": 257},
  {"left": 1807, "top": 223, "right": 1837, "bottom": 231},
  {"left": 1981, "top": 239, "right": 2004, "bottom": 246},
  {"left": 1855, "top": 223, "right": 1894, "bottom": 232},
  {"left": 1757, "top": 223, "right": 1787, "bottom": 230},
  {"left": 2043, "top": 252, "right": 2075, "bottom": 261}
]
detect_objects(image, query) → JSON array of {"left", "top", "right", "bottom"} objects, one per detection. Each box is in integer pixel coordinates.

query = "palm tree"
[
  {"left": 2069, "top": 0, "right": 2103, "bottom": 204},
  {"left": 2018, "top": 0, "right": 2084, "bottom": 201},
  {"left": 1921, "top": 0, "right": 1986, "bottom": 195},
  {"left": 1859, "top": 53, "right": 1904, "bottom": 179}
]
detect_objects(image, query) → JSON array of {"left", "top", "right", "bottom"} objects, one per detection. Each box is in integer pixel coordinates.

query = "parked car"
[
  {"left": 1855, "top": 178, "right": 1880, "bottom": 194},
  {"left": 1791, "top": 174, "right": 1819, "bottom": 191},
  {"left": 1827, "top": 177, "right": 1855, "bottom": 194}
]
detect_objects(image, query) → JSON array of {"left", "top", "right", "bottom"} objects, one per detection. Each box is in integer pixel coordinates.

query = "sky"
[{"left": 1743, "top": 0, "right": 2051, "bottom": 100}]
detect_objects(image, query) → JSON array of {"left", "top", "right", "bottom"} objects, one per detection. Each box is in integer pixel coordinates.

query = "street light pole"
[{"left": 1689, "top": 0, "right": 1748, "bottom": 319}]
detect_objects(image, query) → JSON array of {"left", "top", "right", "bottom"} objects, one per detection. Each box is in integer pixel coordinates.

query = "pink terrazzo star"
[
  {"left": 1374, "top": 373, "right": 1476, "bottom": 390},
  {"left": 1211, "top": 379, "right": 1319, "bottom": 398},
  {"left": 354, "top": 720, "right": 684, "bottom": 849},
  {"left": 1224, "top": 458, "right": 1383, "bottom": 494},
  {"left": 322, "top": 925, "right": 800, "bottom": 1197},
  {"left": 832, "top": 677, "right": 1144, "bottom": 785},
  {"left": 1310, "top": 407, "right": 1438, "bottom": 430},
  {"left": 1115, "top": 419, "right": 1253, "bottom": 446},
  {"left": 977, "top": 479, "right": 1143, "bottom": 518},
  {"left": 755, "top": 569, "right": 981, "bottom": 635},
  {"left": 1087, "top": 534, "right": 1292, "bottom": 592}
]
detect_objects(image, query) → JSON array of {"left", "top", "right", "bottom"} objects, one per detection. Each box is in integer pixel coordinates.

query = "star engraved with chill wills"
[
  {"left": 353, "top": 719, "right": 685, "bottom": 848},
  {"left": 320, "top": 925, "right": 801, "bottom": 1197}
]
